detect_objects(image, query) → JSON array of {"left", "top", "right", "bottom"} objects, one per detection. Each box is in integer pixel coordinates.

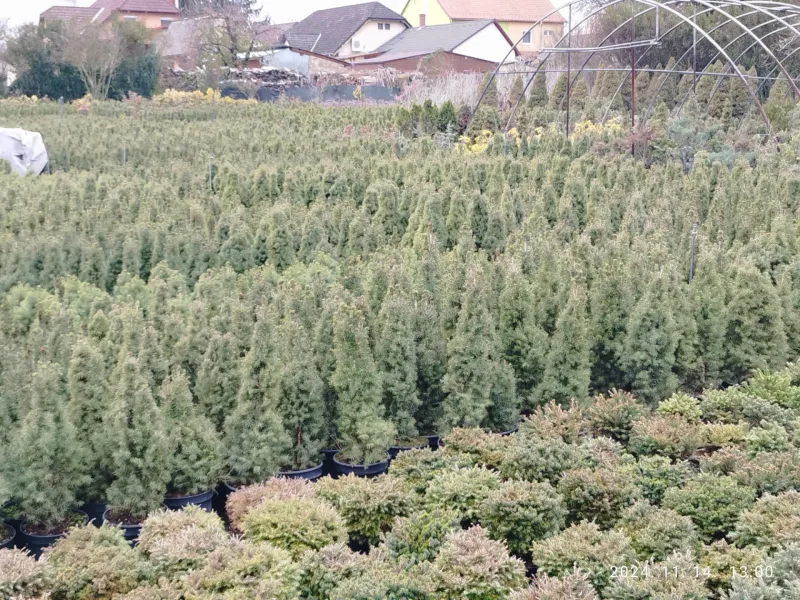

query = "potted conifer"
[
  {"left": 160, "top": 368, "right": 224, "bottom": 510},
  {"left": 0, "top": 477, "right": 15, "bottom": 550},
  {"left": 4, "top": 362, "right": 89, "bottom": 555},
  {"left": 331, "top": 301, "right": 395, "bottom": 476},
  {"left": 102, "top": 354, "right": 170, "bottom": 542}
]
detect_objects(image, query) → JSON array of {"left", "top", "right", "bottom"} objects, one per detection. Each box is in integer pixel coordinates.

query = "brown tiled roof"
[
  {"left": 436, "top": 0, "right": 566, "bottom": 24},
  {"left": 255, "top": 22, "right": 294, "bottom": 47},
  {"left": 40, "top": 6, "right": 102, "bottom": 23},
  {"left": 90, "top": 0, "right": 180, "bottom": 22}
]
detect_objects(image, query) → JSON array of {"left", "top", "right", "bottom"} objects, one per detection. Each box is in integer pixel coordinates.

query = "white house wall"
[
  {"left": 453, "top": 24, "right": 516, "bottom": 63},
  {"left": 337, "top": 19, "right": 407, "bottom": 57}
]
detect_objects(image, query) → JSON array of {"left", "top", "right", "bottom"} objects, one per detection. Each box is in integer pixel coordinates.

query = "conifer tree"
[
  {"left": 446, "top": 191, "right": 472, "bottom": 249},
  {"left": 195, "top": 332, "right": 242, "bottom": 431},
  {"left": 724, "top": 263, "right": 788, "bottom": 383},
  {"left": 549, "top": 73, "right": 568, "bottom": 109},
  {"left": 765, "top": 76, "right": 795, "bottom": 132},
  {"left": 271, "top": 316, "right": 326, "bottom": 470},
  {"left": 528, "top": 73, "right": 549, "bottom": 108},
  {"left": 510, "top": 74, "right": 525, "bottom": 109},
  {"left": 621, "top": 278, "right": 679, "bottom": 404},
  {"left": 707, "top": 72, "right": 731, "bottom": 120},
  {"left": 695, "top": 61, "right": 723, "bottom": 108},
  {"left": 485, "top": 359, "right": 520, "bottom": 432},
  {"left": 104, "top": 354, "right": 170, "bottom": 518},
  {"left": 478, "top": 71, "right": 499, "bottom": 108},
  {"left": 67, "top": 338, "right": 110, "bottom": 503},
  {"left": 331, "top": 299, "right": 395, "bottom": 464},
  {"left": 658, "top": 57, "right": 678, "bottom": 108},
  {"left": 536, "top": 289, "right": 591, "bottom": 406},
  {"left": 160, "top": 368, "right": 223, "bottom": 495},
  {"left": 440, "top": 262, "right": 498, "bottom": 430},
  {"left": 377, "top": 289, "right": 421, "bottom": 442},
  {"left": 266, "top": 204, "right": 297, "bottom": 271},
  {"left": 6, "top": 361, "right": 87, "bottom": 528},
  {"left": 570, "top": 76, "right": 589, "bottom": 110},
  {"left": 730, "top": 66, "right": 755, "bottom": 118}
]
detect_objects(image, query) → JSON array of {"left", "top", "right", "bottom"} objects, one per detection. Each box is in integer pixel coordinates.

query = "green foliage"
[
  {"left": 699, "top": 539, "right": 768, "bottom": 596},
  {"left": 549, "top": 73, "right": 568, "bottom": 109},
  {"left": 510, "top": 570, "right": 598, "bottom": 600},
  {"left": 557, "top": 466, "right": 639, "bottom": 528},
  {"left": 604, "top": 551, "right": 710, "bottom": 600},
  {"left": 628, "top": 415, "right": 702, "bottom": 459},
  {"left": 0, "top": 549, "right": 48, "bottom": 599},
  {"left": 732, "top": 490, "right": 800, "bottom": 550},
  {"left": 383, "top": 507, "right": 461, "bottom": 564},
  {"left": 225, "top": 478, "right": 314, "bottom": 534},
  {"left": 424, "top": 466, "right": 501, "bottom": 525},
  {"left": 619, "top": 500, "right": 701, "bottom": 561},
  {"left": 388, "top": 448, "right": 472, "bottom": 495},
  {"left": 441, "top": 427, "right": 511, "bottom": 468},
  {"left": 499, "top": 432, "right": 582, "bottom": 485},
  {"left": 242, "top": 497, "right": 347, "bottom": 558},
  {"left": 657, "top": 393, "right": 703, "bottom": 422},
  {"left": 625, "top": 455, "right": 691, "bottom": 504},
  {"left": 663, "top": 474, "right": 756, "bottom": 541},
  {"left": 586, "top": 389, "right": 647, "bottom": 443}
]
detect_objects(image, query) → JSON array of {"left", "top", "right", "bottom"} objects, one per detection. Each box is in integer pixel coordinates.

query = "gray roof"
[
  {"left": 370, "top": 19, "right": 496, "bottom": 61},
  {"left": 287, "top": 2, "right": 407, "bottom": 56}
]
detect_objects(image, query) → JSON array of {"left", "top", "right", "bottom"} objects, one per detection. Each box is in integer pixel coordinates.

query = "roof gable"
[
  {"left": 90, "top": 0, "right": 180, "bottom": 22},
  {"left": 287, "top": 2, "right": 408, "bottom": 55},
  {"left": 435, "top": 0, "right": 565, "bottom": 24}
]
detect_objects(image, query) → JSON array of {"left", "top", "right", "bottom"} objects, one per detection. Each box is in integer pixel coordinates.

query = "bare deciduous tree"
[
  {"left": 188, "top": 0, "right": 269, "bottom": 70},
  {"left": 61, "top": 22, "right": 124, "bottom": 100}
]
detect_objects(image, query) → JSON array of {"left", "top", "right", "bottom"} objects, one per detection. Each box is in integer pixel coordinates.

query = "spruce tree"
[
  {"left": 535, "top": 289, "right": 591, "bottom": 406},
  {"left": 620, "top": 278, "right": 679, "bottom": 404},
  {"left": 528, "top": 73, "right": 549, "bottom": 108},
  {"left": 440, "top": 262, "right": 498, "bottom": 430},
  {"left": 658, "top": 57, "right": 678, "bottom": 108},
  {"left": 765, "top": 76, "right": 795, "bottom": 132},
  {"left": 729, "top": 66, "right": 753, "bottom": 119},
  {"left": 104, "top": 354, "right": 170, "bottom": 518},
  {"left": 377, "top": 289, "right": 421, "bottom": 443},
  {"left": 160, "top": 368, "right": 223, "bottom": 496},
  {"left": 549, "top": 73, "right": 568, "bottom": 109},
  {"left": 67, "top": 338, "right": 109, "bottom": 503},
  {"left": 6, "top": 361, "right": 87, "bottom": 528},
  {"left": 195, "top": 332, "right": 241, "bottom": 431},
  {"left": 570, "top": 76, "right": 589, "bottom": 110},
  {"left": 707, "top": 73, "right": 731, "bottom": 120},
  {"left": 510, "top": 74, "right": 525, "bottom": 109},
  {"left": 331, "top": 299, "right": 395, "bottom": 464},
  {"left": 485, "top": 359, "right": 520, "bottom": 432},
  {"left": 478, "top": 71, "right": 499, "bottom": 108}
]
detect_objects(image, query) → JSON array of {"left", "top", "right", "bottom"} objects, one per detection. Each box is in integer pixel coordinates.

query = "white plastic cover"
[{"left": 0, "top": 128, "right": 49, "bottom": 176}]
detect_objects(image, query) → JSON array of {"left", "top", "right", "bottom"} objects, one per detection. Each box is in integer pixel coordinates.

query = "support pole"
[
  {"left": 631, "top": 1, "right": 636, "bottom": 156},
  {"left": 693, "top": 1, "right": 698, "bottom": 93},
  {"left": 566, "top": 3, "right": 572, "bottom": 137},
  {"left": 689, "top": 223, "right": 698, "bottom": 283}
]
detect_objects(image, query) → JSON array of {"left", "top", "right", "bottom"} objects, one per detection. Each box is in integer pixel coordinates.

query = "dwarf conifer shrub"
[
  {"left": 241, "top": 497, "right": 347, "bottom": 558},
  {"left": 585, "top": 389, "right": 646, "bottom": 443},
  {"left": 742, "top": 369, "right": 800, "bottom": 410},
  {"left": 159, "top": 368, "right": 223, "bottom": 496},
  {"left": 579, "top": 436, "right": 634, "bottom": 469},
  {"left": 5, "top": 361, "right": 88, "bottom": 529},
  {"left": 441, "top": 428, "right": 510, "bottom": 468},
  {"left": 298, "top": 543, "right": 362, "bottom": 600},
  {"left": 0, "top": 549, "right": 47, "bottom": 599},
  {"left": 432, "top": 526, "right": 526, "bottom": 600},
  {"left": 498, "top": 434, "right": 582, "bottom": 485},
  {"left": 226, "top": 478, "right": 314, "bottom": 534},
  {"left": 519, "top": 400, "right": 584, "bottom": 443},
  {"left": 478, "top": 480, "right": 566, "bottom": 555},
  {"left": 531, "top": 521, "right": 635, "bottom": 594},
  {"left": 314, "top": 475, "right": 414, "bottom": 547},
  {"left": 745, "top": 422, "right": 791, "bottom": 455},
  {"left": 383, "top": 507, "right": 460, "bottom": 564},
  {"left": 732, "top": 490, "right": 800, "bottom": 550},
  {"left": 510, "top": 570, "right": 598, "bottom": 600},
  {"left": 619, "top": 501, "right": 701, "bottom": 561},
  {"left": 699, "top": 540, "right": 768, "bottom": 596},
  {"left": 628, "top": 415, "right": 702, "bottom": 459},
  {"left": 327, "top": 550, "right": 435, "bottom": 600},
  {"left": 104, "top": 354, "right": 170, "bottom": 518},
  {"left": 557, "top": 466, "right": 639, "bottom": 528},
  {"left": 43, "top": 526, "right": 147, "bottom": 600},
  {"left": 424, "top": 466, "right": 501, "bottom": 525},
  {"left": 603, "top": 551, "right": 709, "bottom": 600},
  {"left": 387, "top": 448, "right": 472, "bottom": 495},
  {"left": 663, "top": 474, "right": 756, "bottom": 541},
  {"left": 701, "top": 422, "right": 748, "bottom": 447},
  {"left": 656, "top": 393, "right": 703, "bottom": 422},
  {"left": 625, "top": 455, "right": 691, "bottom": 504}
]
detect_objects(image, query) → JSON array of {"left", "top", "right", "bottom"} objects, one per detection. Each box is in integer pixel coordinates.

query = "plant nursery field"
[{"left": 1, "top": 98, "right": 800, "bottom": 599}]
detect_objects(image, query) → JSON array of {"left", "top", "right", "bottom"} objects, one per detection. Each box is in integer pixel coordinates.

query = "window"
[
  {"left": 161, "top": 18, "right": 174, "bottom": 27},
  {"left": 378, "top": 22, "right": 391, "bottom": 30},
  {"left": 378, "top": 23, "right": 384, "bottom": 29},
  {"left": 522, "top": 31, "right": 532, "bottom": 45}
]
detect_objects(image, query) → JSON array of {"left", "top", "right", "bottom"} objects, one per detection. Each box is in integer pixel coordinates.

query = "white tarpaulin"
[{"left": 0, "top": 128, "right": 49, "bottom": 176}]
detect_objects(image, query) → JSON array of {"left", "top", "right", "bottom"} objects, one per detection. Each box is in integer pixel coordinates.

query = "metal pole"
[
  {"left": 631, "top": 1, "right": 636, "bottom": 156},
  {"left": 693, "top": 1, "right": 698, "bottom": 93},
  {"left": 689, "top": 223, "right": 698, "bottom": 283},
  {"left": 566, "top": 3, "right": 572, "bottom": 137},
  {"left": 122, "top": 145, "right": 126, "bottom": 166},
  {"left": 208, "top": 153, "right": 214, "bottom": 191}
]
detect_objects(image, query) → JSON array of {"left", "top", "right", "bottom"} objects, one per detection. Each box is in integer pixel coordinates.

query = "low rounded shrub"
[
  {"left": 314, "top": 474, "right": 415, "bottom": 547},
  {"left": 699, "top": 540, "right": 768, "bottom": 596},
  {"left": 701, "top": 422, "right": 748, "bottom": 448},
  {"left": 603, "top": 551, "right": 709, "bottom": 600},
  {"left": 478, "top": 480, "right": 567, "bottom": 555},
  {"left": 700, "top": 447, "right": 800, "bottom": 495},
  {"left": 627, "top": 415, "right": 702, "bottom": 459},
  {"left": 624, "top": 455, "right": 691, "bottom": 504},
  {"left": 619, "top": 501, "right": 701, "bottom": 561},
  {"left": 424, "top": 466, "right": 501, "bottom": 525},
  {"left": 298, "top": 543, "right": 362, "bottom": 600},
  {"left": 579, "top": 436, "right": 634, "bottom": 469},
  {"left": 509, "top": 569, "right": 598, "bottom": 600},
  {"left": 441, "top": 427, "right": 511, "bottom": 468},
  {"left": 328, "top": 550, "right": 435, "bottom": 600},
  {"left": 518, "top": 400, "right": 584, "bottom": 443},
  {"left": 732, "top": 490, "right": 800, "bottom": 550},
  {"left": 388, "top": 448, "right": 472, "bottom": 495},
  {"left": 183, "top": 539, "right": 301, "bottom": 600},
  {"left": 531, "top": 521, "right": 635, "bottom": 594},
  {"left": 226, "top": 477, "right": 314, "bottom": 533},
  {"left": 0, "top": 548, "right": 48, "bottom": 599},
  {"left": 432, "top": 526, "right": 527, "bottom": 600},
  {"left": 498, "top": 435, "right": 582, "bottom": 485},
  {"left": 556, "top": 466, "right": 639, "bottom": 528},
  {"left": 241, "top": 497, "right": 347, "bottom": 558},
  {"left": 43, "top": 525, "right": 148, "bottom": 600},
  {"left": 742, "top": 369, "right": 800, "bottom": 410},
  {"left": 383, "top": 507, "right": 461, "bottom": 564},
  {"left": 745, "top": 421, "right": 791, "bottom": 455},
  {"left": 699, "top": 388, "right": 749, "bottom": 424},
  {"left": 663, "top": 474, "right": 756, "bottom": 541},
  {"left": 585, "top": 389, "right": 646, "bottom": 443},
  {"left": 656, "top": 393, "right": 703, "bottom": 422}
]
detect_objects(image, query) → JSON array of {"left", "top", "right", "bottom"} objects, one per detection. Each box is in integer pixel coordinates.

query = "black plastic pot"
[
  {"left": 81, "top": 502, "right": 107, "bottom": 527},
  {"left": 22, "top": 510, "right": 88, "bottom": 557},
  {"left": 0, "top": 524, "right": 15, "bottom": 550},
  {"left": 164, "top": 489, "right": 214, "bottom": 512},
  {"left": 388, "top": 443, "right": 428, "bottom": 460},
  {"left": 332, "top": 453, "right": 390, "bottom": 478},
  {"left": 102, "top": 510, "right": 144, "bottom": 545},
  {"left": 498, "top": 426, "right": 519, "bottom": 437},
  {"left": 279, "top": 462, "right": 324, "bottom": 481},
  {"left": 322, "top": 449, "right": 340, "bottom": 477},
  {"left": 426, "top": 435, "right": 441, "bottom": 451}
]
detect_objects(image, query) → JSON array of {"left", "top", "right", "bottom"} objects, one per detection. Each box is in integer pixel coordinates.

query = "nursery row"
[{"left": 3, "top": 366, "right": 800, "bottom": 598}]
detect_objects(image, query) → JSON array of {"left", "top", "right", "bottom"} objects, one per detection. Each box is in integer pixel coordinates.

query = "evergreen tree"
[
  {"left": 620, "top": 278, "right": 679, "bottom": 404},
  {"left": 695, "top": 61, "right": 723, "bottom": 108},
  {"left": 195, "top": 332, "right": 242, "bottom": 431},
  {"left": 570, "top": 76, "right": 589, "bottom": 110},
  {"left": 510, "top": 74, "right": 525, "bottom": 108},
  {"left": 377, "top": 289, "right": 421, "bottom": 442},
  {"left": 67, "top": 338, "right": 110, "bottom": 503},
  {"left": 331, "top": 299, "right": 395, "bottom": 464},
  {"left": 440, "top": 262, "right": 498, "bottom": 430},
  {"left": 536, "top": 289, "right": 591, "bottom": 406},
  {"left": 707, "top": 71, "right": 731, "bottom": 120},
  {"left": 658, "top": 57, "right": 678, "bottom": 108},
  {"left": 724, "top": 264, "right": 788, "bottom": 383},
  {"left": 160, "top": 367, "right": 223, "bottom": 496},
  {"left": 549, "top": 72, "right": 568, "bottom": 109},
  {"left": 478, "top": 71, "right": 499, "bottom": 107},
  {"left": 104, "top": 354, "right": 170, "bottom": 518},
  {"left": 6, "top": 361, "right": 87, "bottom": 528},
  {"left": 528, "top": 73, "right": 549, "bottom": 108},
  {"left": 765, "top": 76, "right": 795, "bottom": 132},
  {"left": 485, "top": 358, "right": 520, "bottom": 432}
]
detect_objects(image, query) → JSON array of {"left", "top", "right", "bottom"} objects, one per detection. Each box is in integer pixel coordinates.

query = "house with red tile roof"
[
  {"left": 400, "top": 0, "right": 565, "bottom": 58},
  {"left": 40, "top": 0, "right": 181, "bottom": 32}
]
